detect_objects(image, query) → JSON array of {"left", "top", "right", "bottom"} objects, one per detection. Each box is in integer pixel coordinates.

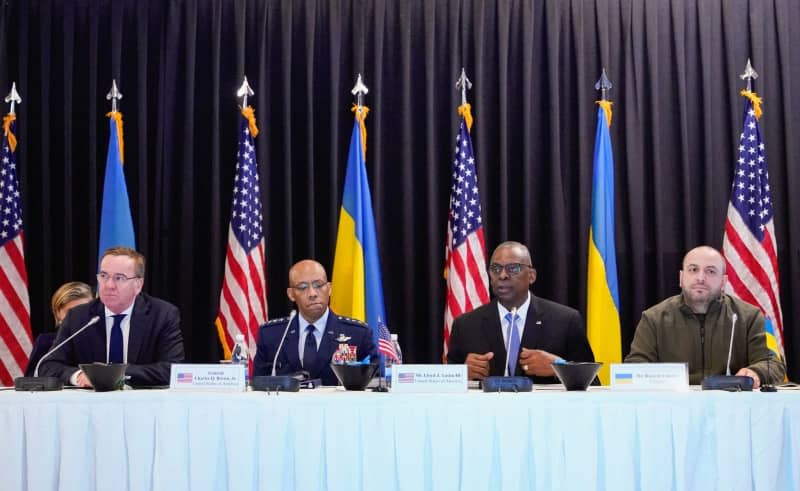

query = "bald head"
[
  {"left": 287, "top": 259, "right": 331, "bottom": 323},
  {"left": 492, "top": 241, "right": 533, "bottom": 267},
  {"left": 488, "top": 241, "right": 536, "bottom": 309},
  {"left": 288, "top": 259, "right": 328, "bottom": 285},
  {"left": 682, "top": 246, "right": 726, "bottom": 274}
]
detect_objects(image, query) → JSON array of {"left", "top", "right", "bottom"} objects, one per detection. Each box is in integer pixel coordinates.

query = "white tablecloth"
[{"left": 1, "top": 387, "right": 798, "bottom": 490}]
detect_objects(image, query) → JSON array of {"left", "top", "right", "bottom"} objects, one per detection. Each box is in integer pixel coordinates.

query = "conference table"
[{"left": 1, "top": 386, "right": 798, "bottom": 491}]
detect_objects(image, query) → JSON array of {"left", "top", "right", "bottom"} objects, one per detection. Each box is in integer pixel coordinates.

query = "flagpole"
[
  {"left": 443, "top": 68, "right": 490, "bottom": 360},
  {"left": 348, "top": 74, "right": 387, "bottom": 393},
  {"left": 455, "top": 67, "right": 472, "bottom": 106}
]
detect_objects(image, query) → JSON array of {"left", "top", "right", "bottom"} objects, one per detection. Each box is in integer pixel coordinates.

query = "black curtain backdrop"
[{"left": 1, "top": 0, "right": 798, "bottom": 380}]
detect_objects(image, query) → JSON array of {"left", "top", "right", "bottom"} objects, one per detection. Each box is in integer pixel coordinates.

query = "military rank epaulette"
[
  {"left": 265, "top": 316, "right": 290, "bottom": 325},
  {"left": 337, "top": 315, "right": 369, "bottom": 327}
]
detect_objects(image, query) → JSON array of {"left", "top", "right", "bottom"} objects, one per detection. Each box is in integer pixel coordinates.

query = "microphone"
[
  {"left": 725, "top": 313, "right": 737, "bottom": 375},
  {"left": 702, "top": 311, "right": 753, "bottom": 391},
  {"left": 15, "top": 315, "right": 102, "bottom": 391},
  {"left": 271, "top": 309, "right": 296, "bottom": 376},
  {"left": 481, "top": 307, "right": 531, "bottom": 392},
  {"left": 251, "top": 310, "right": 301, "bottom": 393}
]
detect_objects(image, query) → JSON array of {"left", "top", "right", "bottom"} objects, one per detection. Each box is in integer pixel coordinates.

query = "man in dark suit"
[
  {"left": 254, "top": 259, "right": 376, "bottom": 386},
  {"left": 447, "top": 241, "right": 595, "bottom": 384},
  {"left": 39, "top": 247, "right": 184, "bottom": 387}
]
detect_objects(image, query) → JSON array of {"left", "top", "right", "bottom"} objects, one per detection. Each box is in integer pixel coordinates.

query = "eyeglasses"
[
  {"left": 96, "top": 272, "right": 140, "bottom": 285},
  {"left": 292, "top": 280, "right": 329, "bottom": 293},
  {"left": 488, "top": 263, "right": 533, "bottom": 276}
]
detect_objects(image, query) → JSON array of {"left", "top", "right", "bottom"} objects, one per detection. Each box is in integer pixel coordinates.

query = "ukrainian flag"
[
  {"left": 587, "top": 102, "right": 621, "bottom": 385},
  {"left": 98, "top": 112, "right": 136, "bottom": 265},
  {"left": 331, "top": 108, "right": 388, "bottom": 366}
]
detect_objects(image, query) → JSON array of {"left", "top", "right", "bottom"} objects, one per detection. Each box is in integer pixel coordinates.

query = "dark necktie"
[
  {"left": 109, "top": 314, "right": 125, "bottom": 363},
  {"left": 303, "top": 325, "right": 317, "bottom": 370}
]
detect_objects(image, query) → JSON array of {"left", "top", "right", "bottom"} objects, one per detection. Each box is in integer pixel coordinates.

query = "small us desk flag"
[
  {"left": 443, "top": 103, "right": 489, "bottom": 358},
  {"left": 0, "top": 113, "right": 33, "bottom": 385},
  {"left": 331, "top": 105, "right": 398, "bottom": 365},
  {"left": 722, "top": 89, "right": 785, "bottom": 362},
  {"left": 98, "top": 111, "right": 136, "bottom": 263},
  {"left": 216, "top": 107, "right": 268, "bottom": 360}
]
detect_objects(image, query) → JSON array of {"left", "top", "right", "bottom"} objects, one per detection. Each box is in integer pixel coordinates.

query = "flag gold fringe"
[
  {"left": 351, "top": 104, "right": 370, "bottom": 158},
  {"left": 2, "top": 114, "right": 17, "bottom": 151},
  {"left": 741, "top": 90, "right": 763, "bottom": 120},
  {"left": 106, "top": 111, "right": 125, "bottom": 163},
  {"left": 458, "top": 103, "right": 473, "bottom": 132},
  {"left": 241, "top": 106, "right": 260, "bottom": 137},
  {"left": 596, "top": 100, "right": 613, "bottom": 127}
]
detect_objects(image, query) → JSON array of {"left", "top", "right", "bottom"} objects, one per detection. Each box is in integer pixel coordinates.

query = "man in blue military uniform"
[{"left": 254, "top": 259, "right": 376, "bottom": 385}]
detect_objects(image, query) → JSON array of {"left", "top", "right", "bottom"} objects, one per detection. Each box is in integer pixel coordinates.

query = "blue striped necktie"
[{"left": 505, "top": 312, "right": 520, "bottom": 376}]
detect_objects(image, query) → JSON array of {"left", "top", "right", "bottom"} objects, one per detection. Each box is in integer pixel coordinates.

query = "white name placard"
[
  {"left": 391, "top": 364, "right": 468, "bottom": 393},
  {"left": 169, "top": 364, "right": 246, "bottom": 391},
  {"left": 610, "top": 363, "right": 689, "bottom": 391}
]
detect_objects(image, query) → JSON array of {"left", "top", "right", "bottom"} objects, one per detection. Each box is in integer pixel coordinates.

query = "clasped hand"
[{"left": 464, "top": 348, "right": 559, "bottom": 379}]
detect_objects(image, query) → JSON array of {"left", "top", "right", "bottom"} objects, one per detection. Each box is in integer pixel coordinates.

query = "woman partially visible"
[{"left": 25, "top": 281, "right": 94, "bottom": 376}]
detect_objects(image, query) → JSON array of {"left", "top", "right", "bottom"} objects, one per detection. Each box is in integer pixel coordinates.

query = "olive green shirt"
[{"left": 625, "top": 294, "right": 785, "bottom": 385}]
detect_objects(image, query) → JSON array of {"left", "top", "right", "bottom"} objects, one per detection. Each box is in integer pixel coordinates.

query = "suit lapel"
[
  {"left": 520, "top": 295, "right": 542, "bottom": 351},
  {"left": 480, "top": 301, "right": 507, "bottom": 376},
  {"left": 88, "top": 301, "right": 109, "bottom": 362},
  {"left": 126, "top": 295, "right": 148, "bottom": 363}
]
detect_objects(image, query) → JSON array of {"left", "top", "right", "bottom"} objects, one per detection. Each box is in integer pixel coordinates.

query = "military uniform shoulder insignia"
[
  {"left": 337, "top": 315, "right": 368, "bottom": 327},
  {"left": 265, "top": 316, "right": 289, "bottom": 326}
]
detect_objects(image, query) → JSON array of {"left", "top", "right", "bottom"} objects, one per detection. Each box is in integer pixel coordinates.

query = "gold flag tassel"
[
  {"left": 2, "top": 113, "right": 17, "bottom": 151},
  {"left": 241, "top": 106, "right": 260, "bottom": 137},
  {"left": 740, "top": 90, "right": 763, "bottom": 120},
  {"left": 351, "top": 104, "right": 370, "bottom": 158},
  {"left": 105, "top": 111, "right": 125, "bottom": 163}
]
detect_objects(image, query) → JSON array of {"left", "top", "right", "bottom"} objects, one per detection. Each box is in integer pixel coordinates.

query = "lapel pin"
[{"left": 335, "top": 334, "right": 352, "bottom": 342}]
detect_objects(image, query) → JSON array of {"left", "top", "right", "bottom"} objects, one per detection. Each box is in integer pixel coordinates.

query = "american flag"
[
  {"left": 722, "top": 91, "right": 785, "bottom": 360},
  {"left": 397, "top": 372, "right": 415, "bottom": 383},
  {"left": 215, "top": 107, "right": 268, "bottom": 362},
  {"left": 376, "top": 317, "right": 399, "bottom": 363},
  {"left": 443, "top": 105, "right": 490, "bottom": 357},
  {"left": 0, "top": 114, "right": 33, "bottom": 386}
]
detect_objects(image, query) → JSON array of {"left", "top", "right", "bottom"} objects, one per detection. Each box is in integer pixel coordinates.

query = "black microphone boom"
[
  {"left": 251, "top": 310, "right": 300, "bottom": 392},
  {"left": 14, "top": 315, "right": 102, "bottom": 391},
  {"left": 701, "top": 312, "right": 753, "bottom": 391}
]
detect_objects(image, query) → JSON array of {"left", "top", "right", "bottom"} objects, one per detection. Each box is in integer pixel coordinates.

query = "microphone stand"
[
  {"left": 372, "top": 353, "right": 389, "bottom": 393},
  {"left": 251, "top": 310, "right": 301, "bottom": 393},
  {"left": 760, "top": 353, "right": 777, "bottom": 392},
  {"left": 14, "top": 315, "right": 102, "bottom": 391}
]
